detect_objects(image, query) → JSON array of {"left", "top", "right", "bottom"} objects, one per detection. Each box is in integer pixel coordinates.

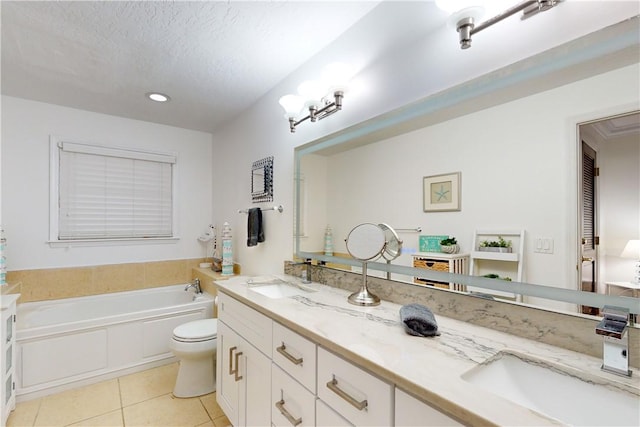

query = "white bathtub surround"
[
  {"left": 215, "top": 275, "right": 640, "bottom": 426},
  {"left": 15, "top": 284, "right": 215, "bottom": 401}
]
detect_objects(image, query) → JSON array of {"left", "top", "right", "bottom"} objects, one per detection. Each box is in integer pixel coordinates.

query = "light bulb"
[
  {"left": 435, "top": 0, "right": 484, "bottom": 14},
  {"left": 297, "top": 80, "right": 328, "bottom": 109},
  {"left": 278, "top": 94, "right": 304, "bottom": 118}
]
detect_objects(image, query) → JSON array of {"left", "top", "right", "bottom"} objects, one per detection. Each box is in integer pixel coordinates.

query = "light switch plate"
[{"left": 534, "top": 237, "right": 554, "bottom": 254}]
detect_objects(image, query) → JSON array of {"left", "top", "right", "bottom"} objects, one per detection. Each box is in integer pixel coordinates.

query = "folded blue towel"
[{"left": 399, "top": 303, "right": 440, "bottom": 337}]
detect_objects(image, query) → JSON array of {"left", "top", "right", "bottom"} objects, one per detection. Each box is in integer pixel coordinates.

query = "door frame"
[{"left": 575, "top": 108, "right": 639, "bottom": 305}]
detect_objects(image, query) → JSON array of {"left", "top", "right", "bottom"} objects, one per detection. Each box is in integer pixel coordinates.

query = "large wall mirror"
[{"left": 294, "top": 19, "right": 640, "bottom": 319}]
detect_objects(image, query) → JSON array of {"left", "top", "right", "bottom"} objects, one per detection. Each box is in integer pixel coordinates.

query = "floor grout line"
[{"left": 9, "top": 364, "right": 228, "bottom": 427}]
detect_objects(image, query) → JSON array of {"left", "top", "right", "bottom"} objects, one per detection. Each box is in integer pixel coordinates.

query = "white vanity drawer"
[
  {"left": 272, "top": 364, "right": 315, "bottom": 427},
  {"left": 395, "top": 388, "right": 463, "bottom": 426},
  {"left": 217, "top": 292, "right": 272, "bottom": 356},
  {"left": 272, "top": 321, "right": 316, "bottom": 393},
  {"left": 316, "top": 399, "right": 353, "bottom": 427},
  {"left": 317, "top": 347, "right": 392, "bottom": 426}
]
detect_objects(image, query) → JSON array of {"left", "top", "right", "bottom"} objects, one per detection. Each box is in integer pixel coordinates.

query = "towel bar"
[{"left": 238, "top": 204, "right": 283, "bottom": 214}]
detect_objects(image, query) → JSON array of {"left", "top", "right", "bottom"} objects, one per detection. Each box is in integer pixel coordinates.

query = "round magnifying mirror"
[
  {"left": 345, "top": 223, "right": 386, "bottom": 261},
  {"left": 379, "top": 223, "right": 403, "bottom": 261}
]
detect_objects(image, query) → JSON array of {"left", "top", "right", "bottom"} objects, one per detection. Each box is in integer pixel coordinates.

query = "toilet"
[{"left": 170, "top": 318, "right": 218, "bottom": 398}]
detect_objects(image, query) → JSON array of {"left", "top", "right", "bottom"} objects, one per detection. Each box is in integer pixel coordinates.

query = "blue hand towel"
[{"left": 399, "top": 303, "right": 440, "bottom": 337}]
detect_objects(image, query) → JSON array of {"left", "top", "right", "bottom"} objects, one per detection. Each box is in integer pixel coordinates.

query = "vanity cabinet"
[
  {"left": 317, "top": 347, "right": 393, "bottom": 426},
  {"left": 218, "top": 290, "right": 458, "bottom": 427},
  {"left": 1, "top": 294, "right": 19, "bottom": 426},
  {"left": 412, "top": 253, "right": 469, "bottom": 291},
  {"left": 216, "top": 293, "right": 272, "bottom": 427},
  {"left": 395, "top": 388, "right": 462, "bottom": 426}
]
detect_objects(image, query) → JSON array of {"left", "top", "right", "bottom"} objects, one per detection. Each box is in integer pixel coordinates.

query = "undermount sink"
[
  {"left": 246, "top": 277, "right": 316, "bottom": 299},
  {"left": 462, "top": 351, "right": 639, "bottom": 426}
]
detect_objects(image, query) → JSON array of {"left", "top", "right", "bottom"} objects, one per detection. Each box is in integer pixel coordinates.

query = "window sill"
[{"left": 48, "top": 237, "right": 180, "bottom": 248}]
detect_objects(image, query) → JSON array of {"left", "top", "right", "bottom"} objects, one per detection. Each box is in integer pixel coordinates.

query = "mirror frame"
[
  {"left": 251, "top": 156, "right": 274, "bottom": 203},
  {"left": 294, "top": 19, "right": 640, "bottom": 315}
]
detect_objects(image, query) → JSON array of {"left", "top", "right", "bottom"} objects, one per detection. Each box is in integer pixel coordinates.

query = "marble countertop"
[{"left": 215, "top": 275, "right": 639, "bottom": 426}]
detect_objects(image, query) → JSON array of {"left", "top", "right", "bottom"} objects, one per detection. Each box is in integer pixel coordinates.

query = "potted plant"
[
  {"left": 478, "top": 236, "right": 512, "bottom": 253},
  {"left": 440, "top": 237, "right": 460, "bottom": 254}
]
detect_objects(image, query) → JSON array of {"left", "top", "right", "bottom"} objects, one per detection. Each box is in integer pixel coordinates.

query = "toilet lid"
[{"left": 173, "top": 318, "right": 218, "bottom": 342}]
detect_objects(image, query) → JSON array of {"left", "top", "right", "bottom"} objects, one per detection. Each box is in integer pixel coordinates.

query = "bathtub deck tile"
[
  {"left": 33, "top": 379, "right": 121, "bottom": 427},
  {"left": 119, "top": 363, "right": 178, "bottom": 407}
]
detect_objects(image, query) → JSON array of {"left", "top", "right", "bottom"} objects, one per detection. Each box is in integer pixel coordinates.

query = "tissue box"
[{"left": 419, "top": 235, "right": 448, "bottom": 252}]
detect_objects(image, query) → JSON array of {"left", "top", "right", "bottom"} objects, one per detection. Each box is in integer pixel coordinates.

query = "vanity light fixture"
[
  {"left": 146, "top": 92, "right": 171, "bottom": 102},
  {"left": 435, "top": 0, "right": 562, "bottom": 49},
  {"left": 278, "top": 63, "right": 353, "bottom": 133}
]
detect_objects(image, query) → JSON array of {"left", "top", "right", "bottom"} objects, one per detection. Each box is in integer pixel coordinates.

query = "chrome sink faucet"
[
  {"left": 185, "top": 278, "right": 202, "bottom": 295},
  {"left": 596, "top": 306, "right": 632, "bottom": 377}
]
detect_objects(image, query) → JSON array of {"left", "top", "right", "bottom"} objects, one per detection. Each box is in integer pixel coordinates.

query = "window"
[{"left": 50, "top": 138, "right": 177, "bottom": 243}]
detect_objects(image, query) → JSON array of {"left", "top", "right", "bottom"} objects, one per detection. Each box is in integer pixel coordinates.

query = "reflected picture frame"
[{"left": 423, "top": 172, "right": 461, "bottom": 212}]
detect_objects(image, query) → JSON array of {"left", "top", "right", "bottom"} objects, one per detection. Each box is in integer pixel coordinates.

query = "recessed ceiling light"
[{"left": 146, "top": 92, "right": 171, "bottom": 102}]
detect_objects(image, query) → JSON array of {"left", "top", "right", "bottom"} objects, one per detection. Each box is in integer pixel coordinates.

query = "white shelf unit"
[
  {"left": 1, "top": 294, "right": 19, "bottom": 425},
  {"left": 412, "top": 252, "right": 469, "bottom": 292},
  {"left": 469, "top": 230, "right": 525, "bottom": 301}
]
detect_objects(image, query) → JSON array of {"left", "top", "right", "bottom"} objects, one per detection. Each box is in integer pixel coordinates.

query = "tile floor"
[{"left": 7, "top": 363, "right": 231, "bottom": 427}]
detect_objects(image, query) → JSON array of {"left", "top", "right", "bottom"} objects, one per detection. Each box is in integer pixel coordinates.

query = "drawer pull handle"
[
  {"left": 326, "top": 377, "right": 368, "bottom": 411},
  {"left": 234, "top": 350, "right": 243, "bottom": 382},
  {"left": 275, "top": 399, "right": 302, "bottom": 426},
  {"left": 277, "top": 343, "right": 303, "bottom": 365},
  {"left": 229, "top": 346, "right": 237, "bottom": 376}
]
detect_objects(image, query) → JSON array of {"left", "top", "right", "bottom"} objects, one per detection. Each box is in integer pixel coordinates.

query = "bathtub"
[{"left": 15, "top": 284, "right": 214, "bottom": 401}]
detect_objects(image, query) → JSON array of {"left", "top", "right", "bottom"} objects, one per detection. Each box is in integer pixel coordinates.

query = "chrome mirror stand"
[{"left": 348, "top": 262, "right": 381, "bottom": 306}]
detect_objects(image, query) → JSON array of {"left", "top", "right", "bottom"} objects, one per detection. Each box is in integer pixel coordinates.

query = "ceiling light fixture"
[
  {"left": 279, "top": 63, "right": 353, "bottom": 133},
  {"left": 146, "top": 92, "right": 171, "bottom": 102},
  {"left": 436, "top": 0, "right": 562, "bottom": 49}
]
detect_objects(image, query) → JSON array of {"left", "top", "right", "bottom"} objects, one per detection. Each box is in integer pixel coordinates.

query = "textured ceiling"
[{"left": 1, "top": 1, "right": 385, "bottom": 133}]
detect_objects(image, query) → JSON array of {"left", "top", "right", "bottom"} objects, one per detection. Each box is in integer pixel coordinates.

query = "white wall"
[
  {"left": 210, "top": 2, "right": 639, "bottom": 276},
  {"left": 1, "top": 96, "right": 214, "bottom": 270}
]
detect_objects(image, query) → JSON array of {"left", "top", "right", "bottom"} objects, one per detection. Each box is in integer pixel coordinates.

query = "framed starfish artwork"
[{"left": 423, "top": 172, "right": 461, "bottom": 212}]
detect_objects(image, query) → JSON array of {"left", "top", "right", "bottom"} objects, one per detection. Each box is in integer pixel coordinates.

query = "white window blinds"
[{"left": 57, "top": 142, "right": 175, "bottom": 240}]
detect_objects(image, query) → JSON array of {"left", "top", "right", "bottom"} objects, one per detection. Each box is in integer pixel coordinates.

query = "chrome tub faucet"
[
  {"left": 185, "top": 278, "right": 202, "bottom": 295},
  {"left": 596, "top": 305, "right": 632, "bottom": 377}
]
